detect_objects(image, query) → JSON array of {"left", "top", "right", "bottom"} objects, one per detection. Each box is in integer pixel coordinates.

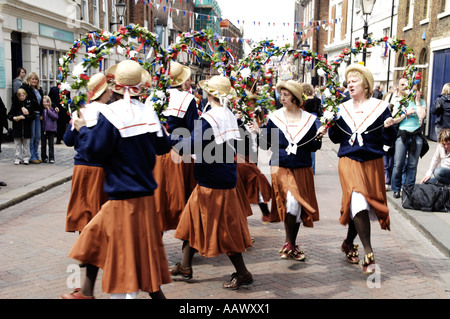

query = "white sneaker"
[
  {"left": 24, "top": 160, "right": 29, "bottom": 165},
  {"left": 14, "top": 159, "right": 20, "bottom": 165}
]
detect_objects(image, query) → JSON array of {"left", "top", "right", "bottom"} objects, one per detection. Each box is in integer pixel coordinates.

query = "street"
[{"left": 0, "top": 140, "right": 450, "bottom": 300}]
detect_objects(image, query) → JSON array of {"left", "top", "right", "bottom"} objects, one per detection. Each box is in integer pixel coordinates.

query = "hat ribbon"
[
  {"left": 115, "top": 81, "right": 142, "bottom": 106},
  {"left": 87, "top": 77, "right": 107, "bottom": 103}
]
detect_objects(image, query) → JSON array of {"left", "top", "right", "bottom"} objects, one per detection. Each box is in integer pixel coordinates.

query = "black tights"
[
  {"left": 180, "top": 240, "right": 249, "bottom": 276},
  {"left": 284, "top": 212, "right": 301, "bottom": 245},
  {"left": 345, "top": 210, "right": 373, "bottom": 255}
]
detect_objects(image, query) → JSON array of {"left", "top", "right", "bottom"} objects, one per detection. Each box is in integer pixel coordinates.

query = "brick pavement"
[{"left": 0, "top": 139, "right": 449, "bottom": 300}]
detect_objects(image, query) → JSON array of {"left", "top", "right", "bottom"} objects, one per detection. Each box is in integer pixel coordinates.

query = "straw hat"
[
  {"left": 169, "top": 61, "right": 191, "bottom": 87},
  {"left": 276, "top": 80, "right": 304, "bottom": 105},
  {"left": 345, "top": 63, "right": 374, "bottom": 95},
  {"left": 106, "top": 60, "right": 150, "bottom": 96},
  {"left": 199, "top": 75, "right": 237, "bottom": 103},
  {"left": 87, "top": 73, "right": 108, "bottom": 101}
]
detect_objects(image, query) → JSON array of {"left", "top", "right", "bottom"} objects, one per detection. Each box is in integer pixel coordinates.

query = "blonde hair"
[
  {"left": 301, "top": 83, "right": 315, "bottom": 97},
  {"left": 438, "top": 128, "right": 450, "bottom": 143},
  {"left": 42, "top": 95, "right": 52, "bottom": 106},
  {"left": 347, "top": 71, "right": 371, "bottom": 99},
  {"left": 25, "top": 72, "right": 41, "bottom": 89},
  {"left": 441, "top": 83, "right": 450, "bottom": 95},
  {"left": 16, "top": 88, "right": 27, "bottom": 98}
]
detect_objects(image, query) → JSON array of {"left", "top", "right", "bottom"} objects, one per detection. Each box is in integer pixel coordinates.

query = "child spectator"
[
  {"left": 41, "top": 95, "right": 58, "bottom": 163},
  {"left": 8, "top": 88, "right": 33, "bottom": 165}
]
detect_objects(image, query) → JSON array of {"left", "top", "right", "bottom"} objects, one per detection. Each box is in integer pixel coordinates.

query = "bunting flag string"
[{"left": 142, "top": 0, "right": 342, "bottom": 44}]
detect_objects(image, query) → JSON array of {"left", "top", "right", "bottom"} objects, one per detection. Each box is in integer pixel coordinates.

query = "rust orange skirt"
[
  {"left": 269, "top": 166, "right": 319, "bottom": 227},
  {"left": 237, "top": 160, "right": 272, "bottom": 204},
  {"left": 65, "top": 165, "right": 108, "bottom": 232},
  {"left": 153, "top": 150, "right": 194, "bottom": 231},
  {"left": 174, "top": 185, "right": 253, "bottom": 258},
  {"left": 338, "top": 157, "right": 390, "bottom": 230},
  {"left": 68, "top": 196, "right": 171, "bottom": 294}
]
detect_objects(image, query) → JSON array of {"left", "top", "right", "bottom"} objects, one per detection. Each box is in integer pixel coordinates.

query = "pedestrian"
[
  {"left": 0, "top": 96, "right": 6, "bottom": 188},
  {"left": 152, "top": 61, "right": 199, "bottom": 232},
  {"left": 40, "top": 96, "right": 58, "bottom": 163},
  {"left": 372, "top": 84, "right": 383, "bottom": 100},
  {"left": 170, "top": 75, "right": 254, "bottom": 290},
  {"left": 49, "top": 84, "right": 70, "bottom": 144},
  {"left": 381, "top": 79, "right": 406, "bottom": 189},
  {"left": 20, "top": 72, "right": 44, "bottom": 164},
  {"left": 390, "top": 84, "right": 427, "bottom": 198},
  {"left": 431, "top": 83, "right": 450, "bottom": 137},
  {"left": 7, "top": 88, "right": 33, "bottom": 165},
  {"left": 63, "top": 73, "right": 110, "bottom": 235},
  {"left": 1, "top": 96, "right": 8, "bottom": 153},
  {"left": 328, "top": 64, "right": 397, "bottom": 274},
  {"left": 236, "top": 90, "right": 272, "bottom": 224},
  {"left": 341, "top": 81, "right": 351, "bottom": 102},
  {"left": 252, "top": 80, "right": 326, "bottom": 262},
  {"left": 61, "top": 60, "right": 172, "bottom": 299},
  {"left": 420, "top": 128, "right": 450, "bottom": 185},
  {"left": 302, "top": 83, "right": 323, "bottom": 174},
  {"left": 12, "top": 67, "right": 26, "bottom": 94}
]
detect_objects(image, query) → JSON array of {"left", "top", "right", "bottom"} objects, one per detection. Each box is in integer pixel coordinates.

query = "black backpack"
[{"left": 401, "top": 182, "right": 450, "bottom": 212}]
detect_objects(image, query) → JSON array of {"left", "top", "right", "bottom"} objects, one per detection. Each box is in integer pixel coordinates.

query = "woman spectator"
[
  {"left": 431, "top": 83, "right": 450, "bottom": 137},
  {"left": 420, "top": 128, "right": 450, "bottom": 185},
  {"left": 390, "top": 84, "right": 427, "bottom": 198},
  {"left": 20, "top": 72, "right": 44, "bottom": 164}
]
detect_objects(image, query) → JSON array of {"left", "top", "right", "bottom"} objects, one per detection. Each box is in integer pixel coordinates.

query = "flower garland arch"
[
  {"left": 59, "top": 25, "right": 234, "bottom": 120},
  {"left": 289, "top": 36, "right": 421, "bottom": 128},
  {"left": 232, "top": 39, "right": 291, "bottom": 124}
]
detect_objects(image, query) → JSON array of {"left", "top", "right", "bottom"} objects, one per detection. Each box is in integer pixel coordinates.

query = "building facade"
[
  {"left": 396, "top": 0, "right": 450, "bottom": 140},
  {"left": 0, "top": 0, "right": 155, "bottom": 114}
]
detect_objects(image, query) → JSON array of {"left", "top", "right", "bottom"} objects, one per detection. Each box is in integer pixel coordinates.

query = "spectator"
[
  {"left": 20, "top": 72, "right": 44, "bottom": 164},
  {"left": 12, "top": 67, "right": 27, "bottom": 94},
  {"left": 7, "top": 88, "right": 33, "bottom": 165},
  {"left": 341, "top": 81, "right": 351, "bottom": 102},
  {"left": 40, "top": 95, "right": 58, "bottom": 163},
  {"left": 49, "top": 84, "right": 70, "bottom": 144},
  {"left": 1, "top": 96, "right": 8, "bottom": 153},
  {"left": 431, "top": 83, "right": 450, "bottom": 137},
  {"left": 1, "top": 96, "right": 10, "bottom": 187},
  {"left": 372, "top": 84, "right": 384, "bottom": 99},
  {"left": 391, "top": 84, "right": 427, "bottom": 198},
  {"left": 420, "top": 128, "right": 450, "bottom": 185}
]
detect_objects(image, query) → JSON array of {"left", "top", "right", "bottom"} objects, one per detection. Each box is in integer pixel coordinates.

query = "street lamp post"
[
  {"left": 360, "top": 0, "right": 376, "bottom": 66},
  {"left": 110, "top": 0, "right": 127, "bottom": 28},
  {"left": 301, "top": 41, "right": 310, "bottom": 82}
]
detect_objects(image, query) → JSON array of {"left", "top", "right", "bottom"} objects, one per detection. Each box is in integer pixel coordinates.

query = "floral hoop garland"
[
  {"left": 289, "top": 36, "right": 420, "bottom": 127},
  {"left": 59, "top": 25, "right": 171, "bottom": 116},
  {"left": 59, "top": 25, "right": 233, "bottom": 120},
  {"left": 232, "top": 39, "right": 291, "bottom": 124}
]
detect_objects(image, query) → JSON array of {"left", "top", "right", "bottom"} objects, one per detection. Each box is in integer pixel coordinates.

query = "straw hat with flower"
[
  {"left": 169, "top": 61, "right": 191, "bottom": 87},
  {"left": 276, "top": 80, "right": 304, "bottom": 106},
  {"left": 199, "top": 75, "right": 237, "bottom": 105},
  {"left": 106, "top": 60, "right": 150, "bottom": 96},
  {"left": 87, "top": 73, "right": 108, "bottom": 101},
  {"left": 345, "top": 63, "right": 374, "bottom": 97}
]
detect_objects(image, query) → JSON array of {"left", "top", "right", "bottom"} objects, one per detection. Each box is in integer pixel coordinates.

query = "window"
[
  {"left": 93, "top": 0, "right": 99, "bottom": 27},
  {"left": 40, "top": 49, "right": 64, "bottom": 94},
  {"left": 441, "top": 0, "right": 450, "bottom": 12},
  {"left": 422, "top": 0, "right": 429, "bottom": 19},
  {"left": 404, "top": 0, "right": 414, "bottom": 31},
  {"left": 103, "top": 0, "right": 108, "bottom": 30},
  {"left": 81, "top": 0, "right": 88, "bottom": 21}
]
